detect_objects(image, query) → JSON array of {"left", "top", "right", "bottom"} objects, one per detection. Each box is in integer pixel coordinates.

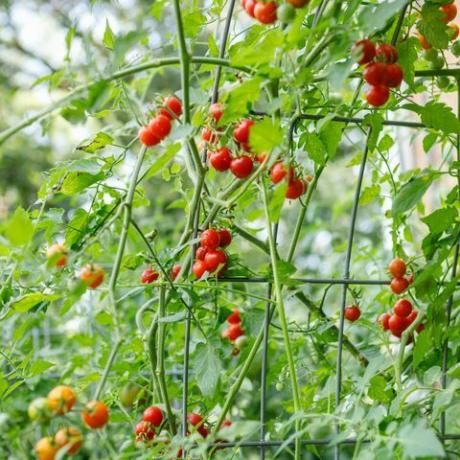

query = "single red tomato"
[
  {"left": 143, "top": 406, "right": 163, "bottom": 427},
  {"left": 148, "top": 114, "right": 172, "bottom": 140},
  {"left": 230, "top": 155, "right": 254, "bottom": 179},
  {"left": 200, "top": 228, "right": 221, "bottom": 249},
  {"left": 201, "top": 127, "right": 218, "bottom": 143},
  {"left": 218, "top": 228, "right": 232, "bottom": 247},
  {"left": 254, "top": 1, "right": 277, "bottom": 24},
  {"left": 195, "top": 246, "right": 208, "bottom": 260},
  {"left": 80, "top": 264, "right": 105, "bottom": 289},
  {"left": 233, "top": 119, "right": 255, "bottom": 144},
  {"left": 46, "top": 243, "right": 68, "bottom": 268},
  {"left": 376, "top": 44, "right": 398, "bottom": 63},
  {"left": 227, "top": 323, "right": 244, "bottom": 341},
  {"left": 390, "top": 277, "right": 409, "bottom": 294},
  {"left": 227, "top": 309, "right": 241, "bottom": 325},
  {"left": 407, "top": 309, "right": 418, "bottom": 324},
  {"left": 139, "top": 126, "right": 160, "bottom": 147},
  {"left": 388, "top": 314, "right": 407, "bottom": 335},
  {"left": 256, "top": 153, "right": 267, "bottom": 163},
  {"left": 363, "top": 62, "right": 388, "bottom": 86},
  {"left": 55, "top": 427, "right": 82, "bottom": 455},
  {"left": 388, "top": 258, "right": 406, "bottom": 278},
  {"left": 204, "top": 249, "right": 228, "bottom": 273},
  {"left": 393, "top": 299, "right": 412, "bottom": 318},
  {"left": 245, "top": 0, "right": 256, "bottom": 16},
  {"left": 384, "top": 63, "right": 403, "bottom": 88},
  {"left": 366, "top": 85, "right": 389, "bottom": 107},
  {"left": 210, "top": 147, "right": 233, "bottom": 171},
  {"left": 352, "top": 39, "right": 376, "bottom": 65},
  {"left": 170, "top": 264, "right": 181, "bottom": 280},
  {"left": 440, "top": 3, "right": 457, "bottom": 22},
  {"left": 344, "top": 304, "right": 361, "bottom": 322},
  {"left": 270, "top": 162, "right": 293, "bottom": 184},
  {"left": 286, "top": 178, "right": 306, "bottom": 199},
  {"left": 159, "top": 96, "right": 182, "bottom": 119},
  {"left": 135, "top": 421, "right": 155, "bottom": 441},
  {"left": 210, "top": 103, "right": 224, "bottom": 123},
  {"left": 141, "top": 268, "right": 159, "bottom": 284},
  {"left": 193, "top": 260, "right": 207, "bottom": 279},
  {"left": 188, "top": 413, "right": 203, "bottom": 426},
  {"left": 378, "top": 313, "right": 391, "bottom": 330},
  {"left": 82, "top": 401, "right": 109, "bottom": 429}
]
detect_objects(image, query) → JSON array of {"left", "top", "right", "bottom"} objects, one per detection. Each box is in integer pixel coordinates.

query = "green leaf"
[
  {"left": 410, "top": 101, "right": 460, "bottom": 135},
  {"left": 301, "top": 132, "right": 327, "bottom": 166},
  {"left": 145, "top": 143, "right": 181, "bottom": 178},
  {"left": 12, "top": 293, "right": 58, "bottom": 313},
  {"left": 421, "top": 207, "right": 457, "bottom": 233},
  {"left": 249, "top": 118, "right": 283, "bottom": 154},
  {"left": 28, "top": 359, "right": 55, "bottom": 377},
  {"left": 269, "top": 181, "right": 287, "bottom": 223},
  {"left": 392, "top": 173, "right": 435, "bottom": 216},
  {"left": 5, "top": 207, "right": 34, "bottom": 247},
  {"left": 398, "top": 422, "right": 445, "bottom": 458},
  {"left": 319, "top": 122, "right": 343, "bottom": 159},
  {"left": 103, "top": 20, "right": 115, "bottom": 50},
  {"left": 359, "top": 184, "right": 381, "bottom": 206},
  {"left": 60, "top": 171, "right": 104, "bottom": 195},
  {"left": 368, "top": 375, "right": 392, "bottom": 404},
  {"left": 417, "top": 3, "right": 449, "bottom": 49},
  {"left": 358, "top": 0, "right": 408, "bottom": 34},
  {"left": 413, "top": 330, "right": 431, "bottom": 368},
  {"left": 423, "top": 132, "right": 438, "bottom": 152},
  {"left": 192, "top": 342, "right": 222, "bottom": 397},
  {"left": 182, "top": 9, "right": 206, "bottom": 37},
  {"left": 77, "top": 132, "right": 113, "bottom": 153},
  {"left": 397, "top": 38, "right": 418, "bottom": 86}
]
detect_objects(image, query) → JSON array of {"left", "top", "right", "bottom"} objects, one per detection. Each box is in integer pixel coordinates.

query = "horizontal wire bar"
[{"left": 295, "top": 113, "right": 425, "bottom": 128}]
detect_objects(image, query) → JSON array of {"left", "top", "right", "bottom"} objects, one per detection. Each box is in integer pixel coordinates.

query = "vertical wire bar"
[
  {"left": 440, "top": 78, "right": 460, "bottom": 437},
  {"left": 181, "top": 0, "right": 236, "bottom": 447},
  {"left": 334, "top": 130, "right": 372, "bottom": 460}
]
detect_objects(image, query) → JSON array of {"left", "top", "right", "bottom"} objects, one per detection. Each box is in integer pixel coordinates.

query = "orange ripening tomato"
[
  {"left": 440, "top": 3, "right": 457, "bottom": 22},
  {"left": 449, "top": 23, "right": 459, "bottom": 41},
  {"left": 82, "top": 401, "right": 109, "bottom": 429},
  {"left": 417, "top": 33, "right": 432, "bottom": 50},
  {"left": 54, "top": 427, "right": 83, "bottom": 455},
  {"left": 80, "top": 264, "right": 105, "bottom": 289},
  {"left": 47, "top": 385, "right": 76, "bottom": 415},
  {"left": 46, "top": 243, "right": 68, "bottom": 268},
  {"left": 35, "top": 437, "right": 58, "bottom": 460}
]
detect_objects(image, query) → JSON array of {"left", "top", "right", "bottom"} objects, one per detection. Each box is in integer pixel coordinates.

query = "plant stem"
[
  {"left": 93, "top": 339, "right": 123, "bottom": 400},
  {"left": 262, "top": 181, "right": 302, "bottom": 460}
]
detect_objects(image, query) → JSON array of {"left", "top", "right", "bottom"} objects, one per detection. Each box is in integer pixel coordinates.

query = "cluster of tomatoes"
[
  {"left": 32, "top": 385, "right": 109, "bottom": 460},
  {"left": 46, "top": 243, "right": 106, "bottom": 289},
  {"left": 240, "top": 0, "right": 308, "bottom": 25},
  {"left": 270, "top": 162, "right": 311, "bottom": 200},
  {"left": 138, "top": 96, "right": 182, "bottom": 147},
  {"left": 221, "top": 308, "right": 247, "bottom": 354},
  {"left": 388, "top": 257, "right": 412, "bottom": 294},
  {"left": 192, "top": 227, "right": 232, "bottom": 279},
  {"left": 135, "top": 405, "right": 164, "bottom": 443},
  {"left": 378, "top": 298, "right": 423, "bottom": 340},
  {"left": 418, "top": 1, "right": 458, "bottom": 50},
  {"left": 353, "top": 39, "right": 403, "bottom": 107}
]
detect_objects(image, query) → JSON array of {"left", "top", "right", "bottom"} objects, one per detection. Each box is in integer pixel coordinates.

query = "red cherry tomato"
[
  {"left": 135, "top": 421, "right": 155, "bottom": 441},
  {"left": 210, "top": 103, "right": 224, "bottom": 123},
  {"left": 230, "top": 155, "right": 254, "bottom": 179},
  {"left": 393, "top": 299, "right": 412, "bottom": 318},
  {"left": 227, "top": 309, "right": 241, "bottom": 325},
  {"left": 388, "top": 314, "right": 407, "bottom": 335},
  {"left": 201, "top": 127, "right": 218, "bottom": 143},
  {"left": 376, "top": 44, "right": 398, "bottom": 63},
  {"left": 170, "top": 264, "right": 181, "bottom": 280},
  {"left": 388, "top": 258, "right": 407, "bottom": 278},
  {"left": 390, "top": 277, "right": 409, "bottom": 294},
  {"left": 440, "top": 3, "right": 457, "bottom": 22},
  {"left": 352, "top": 39, "right": 376, "bottom": 65},
  {"left": 378, "top": 313, "right": 391, "bottom": 330},
  {"left": 254, "top": 1, "right": 277, "bottom": 24},
  {"left": 82, "top": 401, "right": 109, "bottom": 429},
  {"left": 245, "top": 0, "right": 256, "bottom": 16},
  {"left": 148, "top": 115, "right": 172, "bottom": 140},
  {"left": 193, "top": 260, "right": 207, "bottom": 279},
  {"left": 233, "top": 119, "right": 255, "bottom": 144},
  {"left": 363, "top": 62, "right": 388, "bottom": 86},
  {"left": 270, "top": 162, "right": 294, "bottom": 184},
  {"left": 407, "top": 310, "right": 418, "bottom": 324},
  {"left": 344, "top": 305, "right": 361, "bottom": 322},
  {"left": 227, "top": 323, "right": 244, "bottom": 341},
  {"left": 366, "top": 85, "right": 389, "bottom": 107},
  {"left": 139, "top": 126, "right": 160, "bottom": 147},
  {"left": 80, "top": 264, "right": 105, "bottom": 289},
  {"left": 188, "top": 413, "right": 203, "bottom": 426},
  {"left": 200, "top": 229, "right": 221, "bottom": 250},
  {"left": 210, "top": 147, "right": 233, "bottom": 172},
  {"left": 195, "top": 247, "right": 208, "bottom": 260},
  {"left": 384, "top": 63, "right": 403, "bottom": 88},
  {"left": 286, "top": 178, "right": 307, "bottom": 199},
  {"left": 143, "top": 406, "right": 163, "bottom": 427},
  {"left": 159, "top": 96, "right": 182, "bottom": 119},
  {"left": 218, "top": 229, "right": 232, "bottom": 247},
  {"left": 204, "top": 249, "right": 228, "bottom": 273},
  {"left": 140, "top": 268, "right": 159, "bottom": 284}
]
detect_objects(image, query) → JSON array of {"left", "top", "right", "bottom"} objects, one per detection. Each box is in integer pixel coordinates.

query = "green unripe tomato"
[
  {"left": 28, "top": 397, "right": 51, "bottom": 422},
  {"left": 429, "top": 55, "right": 445, "bottom": 69},
  {"left": 423, "top": 48, "right": 439, "bottom": 62},
  {"left": 234, "top": 335, "right": 247, "bottom": 350},
  {"left": 275, "top": 382, "right": 284, "bottom": 391},
  {"left": 437, "top": 76, "right": 450, "bottom": 89},
  {"left": 277, "top": 3, "right": 296, "bottom": 23},
  {"left": 452, "top": 40, "right": 460, "bottom": 57},
  {"left": 119, "top": 382, "right": 142, "bottom": 408}
]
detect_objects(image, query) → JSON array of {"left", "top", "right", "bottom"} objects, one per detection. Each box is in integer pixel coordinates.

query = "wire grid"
[{"left": 177, "top": 2, "right": 460, "bottom": 459}]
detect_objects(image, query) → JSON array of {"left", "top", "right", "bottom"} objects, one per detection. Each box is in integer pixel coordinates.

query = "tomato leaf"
[
  {"left": 103, "top": 20, "right": 115, "bottom": 50},
  {"left": 398, "top": 422, "right": 445, "bottom": 457},
  {"left": 192, "top": 342, "right": 222, "bottom": 397},
  {"left": 5, "top": 207, "right": 33, "bottom": 247},
  {"left": 392, "top": 173, "right": 435, "bottom": 216}
]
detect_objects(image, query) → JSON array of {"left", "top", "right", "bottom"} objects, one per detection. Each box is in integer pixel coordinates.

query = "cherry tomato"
[
  {"left": 188, "top": 413, "right": 203, "bottom": 427},
  {"left": 139, "top": 126, "right": 160, "bottom": 147},
  {"left": 204, "top": 249, "right": 228, "bottom": 273},
  {"left": 440, "top": 3, "right": 457, "bottom": 22},
  {"left": 256, "top": 153, "right": 267, "bottom": 163},
  {"left": 233, "top": 119, "right": 255, "bottom": 144},
  {"left": 221, "top": 419, "right": 233, "bottom": 428},
  {"left": 119, "top": 382, "right": 142, "bottom": 408},
  {"left": 80, "top": 264, "right": 105, "bottom": 289},
  {"left": 449, "top": 23, "right": 459, "bottom": 40},
  {"left": 193, "top": 260, "right": 207, "bottom": 279},
  {"left": 278, "top": 3, "right": 295, "bottom": 23},
  {"left": 254, "top": 1, "right": 277, "bottom": 24},
  {"left": 406, "top": 310, "right": 418, "bottom": 324},
  {"left": 170, "top": 264, "right": 181, "bottom": 280},
  {"left": 384, "top": 63, "right": 403, "bottom": 88},
  {"left": 376, "top": 44, "right": 398, "bottom": 63},
  {"left": 54, "top": 427, "right": 82, "bottom": 455},
  {"left": 393, "top": 299, "right": 412, "bottom": 318},
  {"left": 148, "top": 115, "right": 172, "bottom": 140},
  {"left": 352, "top": 39, "right": 376, "bottom": 65},
  {"left": 230, "top": 155, "right": 254, "bottom": 179},
  {"left": 143, "top": 406, "right": 163, "bottom": 427},
  {"left": 270, "top": 162, "right": 293, "bottom": 184},
  {"left": 210, "top": 103, "right": 224, "bottom": 123},
  {"left": 195, "top": 246, "right": 208, "bottom": 260},
  {"left": 366, "top": 85, "right": 389, "bottom": 107},
  {"left": 35, "top": 437, "right": 58, "bottom": 460},
  {"left": 417, "top": 33, "right": 432, "bottom": 50},
  {"left": 286, "top": 178, "right": 306, "bottom": 199},
  {"left": 210, "top": 147, "right": 233, "bottom": 171},
  {"left": 378, "top": 313, "right": 391, "bottom": 330},
  {"left": 344, "top": 304, "right": 361, "bottom": 322},
  {"left": 135, "top": 421, "right": 155, "bottom": 441},
  {"left": 390, "top": 277, "right": 409, "bottom": 294},
  {"left": 200, "top": 228, "right": 221, "bottom": 250},
  {"left": 82, "top": 401, "right": 109, "bottom": 429},
  {"left": 140, "top": 268, "right": 159, "bottom": 284},
  {"left": 47, "top": 385, "right": 76, "bottom": 415},
  {"left": 388, "top": 258, "right": 406, "bottom": 278},
  {"left": 452, "top": 39, "right": 460, "bottom": 56},
  {"left": 201, "top": 127, "right": 218, "bottom": 143},
  {"left": 288, "top": 0, "right": 309, "bottom": 7},
  {"left": 28, "top": 397, "right": 52, "bottom": 423},
  {"left": 245, "top": 0, "right": 257, "bottom": 17},
  {"left": 363, "top": 62, "right": 388, "bottom": 86},
  {"left": 46, "top": 244, "right": 68, "bottom": 268},
  {"left": 218, "top": 229, "right": 232, "bottom": 247},
  {"left": 227, "top": 309, "right": 241, "bottom": 325},
  {"left": 227, "top": 323, "right": 244, "bottom": 341},
  {"left": 159, "top": 96, "right": 182, "bottom": 119},
  {"left": 388, "top": 314, "right": 407, "bottom": 335}
]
